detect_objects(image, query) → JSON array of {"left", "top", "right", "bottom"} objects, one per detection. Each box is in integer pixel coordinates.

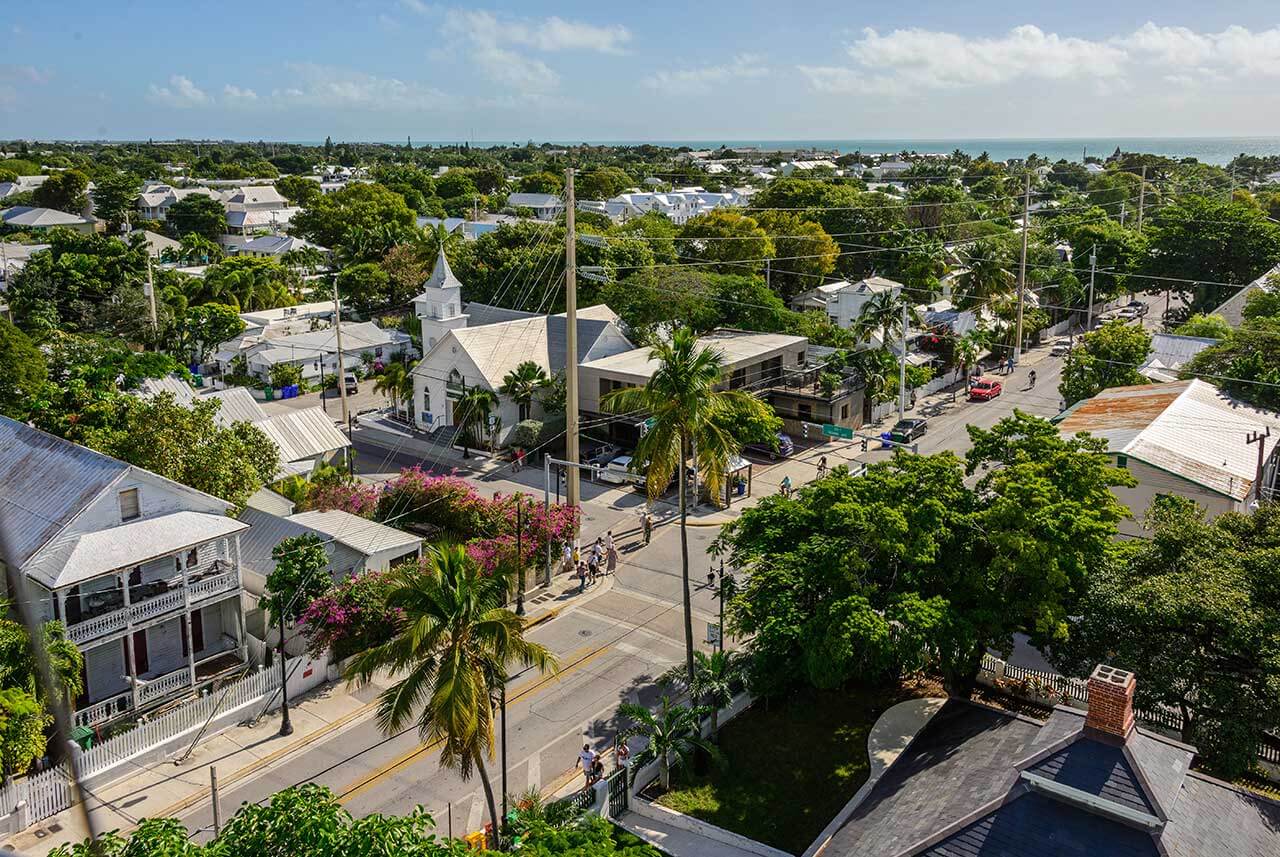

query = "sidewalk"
[{"left": 4, "top": 572, "right": 615, "bottom": 856}]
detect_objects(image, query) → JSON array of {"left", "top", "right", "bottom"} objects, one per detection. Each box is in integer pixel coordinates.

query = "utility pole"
[
  {"left": 765, "top": 258, "right": 771, "bottom": 291},
  {"left": 210, "top": 767, "right": 222, "bottom": 837},
  {"left": 1248, "top": 428, "right": 1271, "bottom": 507},
  {"left": 1013, "top": 171, "right": 1030, "bottom": 362},
  {"left": 1136, "top": 166, "right": 1148, "bottom": 231},
  {"left": 1086, "top": 245, "right": 1098, "bottom": 332},
  {"left": 145, "top": 255, "right": 158, "bottom": 342},
  {"left": 514, "top": 496, "right": 524, "bottom": 616},
  {"left": 564, "top": 169, "right": 581, "bottom": 507},
  {"left": 499, "top": 681, "right": 508, "bottom": 848},
  {"left": 898, "top": 299, "right": 908, "bottom": 421},
  {"left": 332, "top": 281, "right": 350, "bottom": 428},
  {"left": 276, "top": 596, "right": 293, "bottom": 737}
]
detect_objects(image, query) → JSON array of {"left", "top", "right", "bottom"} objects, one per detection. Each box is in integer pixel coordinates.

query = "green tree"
[
  {"left": 173, "top": 303, "right": 245, "bottom": 363},
  {"left": 618, "top": 697, "right": 716, "bottom": 790},
  {"left": 337, "top": 262, "right": 393, "bottom": 315},
  {"left": 660, "top": 649, "right": 743, "bottom": 739},
  {"left": 0, "top": 617, "right": 84, "bottom": 706},
  {"left": 456, "top": 387, "right": 499, "bottom": 455},
  {"left": 33, "top": 169, "right": 89, "bottom": 213},
  {"left": 753, "top": 211, "right": 839, "bottom": 300},
  {"left": 678, "top": 210, "right": 774, "bottom": 275},
  {"left": 574, "top": 167, "right": 632, "bottom": 200},
  {"left": 276, "top": 174, "right": 322, "bottom": 207},
  {"left": 84, "top": 393, "right": 280, "bottom": 507},
  {"left": 175, "top": 232, "right": 224, "bottom": 266},
  {"left": 166, "top": 194, "right": 227, "bottom": 240},
  {"left": 1059, "top": 320, "right": 1151, "bottom": 407},
  {"left": 1143, "top": 195, "right": 1280, "bottom": 309},
  {"left": 0, "top": 688, "right": 47, "bottom": 783},
  {"left": 603, "top": 328, "right": 775, "bottom": 680},
  {"left": 374, "top": 361, "right": 415, "bottom": 417},
  {"left": 269, "top": 362, "right": 303, "bottom": 389},
  {"left": 1051, "top": 497, "right": 1280, "bottom": 779},
  {"left": 345, "top": 546, "right": 557, "bottom": 848},
  {"left": 90, "top": 171, "right": 142, "bottom": 230},
  {"left": 261, "top": 534, "right": 330, "bottom": 626},
  {"left": 517, "top": 172, "right": 561, "bottom": 194},
  {"left": 852, "top": 289, "right": 919, "bottom": 348},
  {"left": 1182, "top": 317, "right": 1280, "bottom": 410},
  {"left": 499, "top": 360, "right": 550, "bottom": 422},
  {"left": 719, "top": 414, "right": 1131, "bottom": 696},
  {"left": 1174, "top": 313, "right": 1232, "bottom": 339},
  {"left": 0, "top": 318, "right": 46, "bottom": 419},
  {"left": 292, "top": 183, "right": 416, "bottom": 249},
  {"left": 197, "top": 256, "right": 299, "bottom": 311},
  {"left": 953, "top": 239, "right": 1015, "bottom": 309}
]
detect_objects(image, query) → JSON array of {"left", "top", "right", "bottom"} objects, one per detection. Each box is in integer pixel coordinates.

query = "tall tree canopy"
[
  {"left": 717, "top": 413, "right": 1131, "bottom": 696},
  {"left": 291, "top": 183, "right": 416, "bottom": 250},
  {"left": 1059, "top": 320, "right": 1151, "bottom": 407},
  {"left": 166, "top": 194, "right": 227, "bottom": 240},
  {"left": 1051, "top": 497, "right": 1280, "bottom": 779}
]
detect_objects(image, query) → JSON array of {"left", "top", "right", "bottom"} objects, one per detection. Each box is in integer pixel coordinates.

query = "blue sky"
[{"left": 5, "top": 1, "right": 1280, "bottom": 141}]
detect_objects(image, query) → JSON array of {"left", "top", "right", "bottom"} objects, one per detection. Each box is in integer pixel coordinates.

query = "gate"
[{"left": 607, "top": 768, "right": 628, "bottom": 815}]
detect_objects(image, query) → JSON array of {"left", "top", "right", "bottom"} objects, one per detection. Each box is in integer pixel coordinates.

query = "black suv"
[{"left": 888, "top": 418, "right": 928, "bottom": 443}]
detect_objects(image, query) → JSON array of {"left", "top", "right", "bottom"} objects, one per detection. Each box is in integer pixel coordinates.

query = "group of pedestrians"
[{"left": 564, "top": 533, "right": 618, "bottom": 592}]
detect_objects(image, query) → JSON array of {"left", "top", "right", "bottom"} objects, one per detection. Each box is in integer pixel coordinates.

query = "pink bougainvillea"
[{"left": 308, "top": 481, "right": 383, "bottom": 518}]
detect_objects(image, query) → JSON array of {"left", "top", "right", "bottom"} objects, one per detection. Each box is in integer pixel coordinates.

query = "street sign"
[
  {"left": 706, "top": 622, "right": 722, "bottom": 645},
  {"left": 822, "top": 424, "right": 854, "bottom": 440},
  {"left": 639, "top": 417, "right": 655, "bottom": 437}
]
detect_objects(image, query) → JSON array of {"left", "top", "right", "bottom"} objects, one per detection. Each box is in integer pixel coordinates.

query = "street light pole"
[
  {"left": 515, "top": 496, "right": 525, "bottom": 616},
  {"left": 500, "top": 681, "right": 508, "bottom": 836}
]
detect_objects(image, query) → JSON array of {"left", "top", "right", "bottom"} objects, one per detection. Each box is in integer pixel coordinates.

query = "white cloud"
[
  {"left": 147, "top": 74, "right": 210, "bottom": 108},
  {"left": 222, "top": 84, "right": 258, "bottom": 102},
  {"left": 442, "top": 10, "right": 631, "bottom": 92},
  {"left": 643, "top": 54, "right": 768, "bottom": 96},
  {"left": 801, "top": 22, "right": 1280, "bottom": 97},
  {"left": 272, "top": 63, "right": 452, "bottom": 110},
  {"left": 399, "top": 0, "right": 436, "bottom": 14}
]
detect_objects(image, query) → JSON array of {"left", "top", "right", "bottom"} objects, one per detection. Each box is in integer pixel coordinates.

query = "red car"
[{"left": 969, "top": 377, "right": 1003, "bottom": 401}]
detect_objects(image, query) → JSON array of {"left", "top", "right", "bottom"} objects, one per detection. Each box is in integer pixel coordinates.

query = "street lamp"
[
  {"left": 515, "top": 495, "right": 525, "bottom": 616},
  {"left": 706, "top": 560, "right": 735, "bottom": 653},
  {"left": 276, "top": 594, "right": 293, "bottom": 737}
]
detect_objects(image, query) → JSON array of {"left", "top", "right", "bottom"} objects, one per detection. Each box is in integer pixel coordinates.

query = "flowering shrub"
[
  {"left": 308, "top": 481, "right": 383, "bottom": 518},
  {"left": 465, "top": 497, "right": 580, "bottom": 575},
  {"left": 375, "top": 467, "right": 499, "bottom": 536},
  {"left": 299, "top": 568, "right": 403, "bottom": 661}
]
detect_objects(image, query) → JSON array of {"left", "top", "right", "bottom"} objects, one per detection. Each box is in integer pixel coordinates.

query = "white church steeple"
[{"left": 413, "top": 247, "right": 469, "bottom": 351}]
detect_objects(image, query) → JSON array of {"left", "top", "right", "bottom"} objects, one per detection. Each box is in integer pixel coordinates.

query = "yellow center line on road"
[{"left": 335, "top": 641, "right": 614, "bottom": 805}]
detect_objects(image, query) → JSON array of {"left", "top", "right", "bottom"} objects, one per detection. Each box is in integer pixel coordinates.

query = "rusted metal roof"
[{"left": 1058, "top": 380, "right": 1280, "bottom": 500}]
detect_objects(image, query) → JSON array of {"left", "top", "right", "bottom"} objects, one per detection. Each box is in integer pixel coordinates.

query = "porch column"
[
  {"left": 123, "top": 629, "right": 140, "bottom": 710},
  {"left": 181, "top": 553, "right": 196, "bottom": 687},
  {"left": 233, "top": 534, "right": 243, "bottom": 589},
  {"left": 56, "top": 589, "right": 66, "bottom": 624}
]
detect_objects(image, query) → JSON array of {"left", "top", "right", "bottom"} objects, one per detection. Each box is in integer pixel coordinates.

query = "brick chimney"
[{"left": 1085, "top": 664, "right": 1136, "bottom": 739}]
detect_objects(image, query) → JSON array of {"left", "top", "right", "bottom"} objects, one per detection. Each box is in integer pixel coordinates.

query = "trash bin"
[
  {"left": 192, "top": 374, "right": 204, "bottom": 388},
  {"left": 263, "top": 386, "right": 274, "bottom": 401},
  {"left": 881, "top": 432, "right": 893, "bottom": 449},
  {"left": 70, "top": 725, "right": 93, "bottom": 750}
]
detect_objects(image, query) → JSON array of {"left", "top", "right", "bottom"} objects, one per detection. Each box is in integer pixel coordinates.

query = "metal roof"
[
  {"left": 0, "top": 206, "right": 90, "bottom": 227},
  {"left": 1210, "top": 261, "right": 1280, "bottom": 327},
  {"left": 1057, "top": 379, "right": 1280, "bottom": 500},
  {"left": 245, "top": 486, "right": 295, "bottom": 517},
  {"left": 254, "top": 407, "right": 350, "bottom": 464},
  {"left": 237, "top": 507, "right": 363, "bottom": 579},
  {"left": 26, "top": 511, "right": 248, "bottom": 590},
  {"left": 205, "top": 387, "right": 268, "bottom": 424},
  {"left": 580, "top": 329, "right": 806, "bottom": 380},
  {"left": 0, "top": 417, "right": 128, "bottom": 569},
  {"left": 286, "top": 509, "right": 422, "bottom": 558}
]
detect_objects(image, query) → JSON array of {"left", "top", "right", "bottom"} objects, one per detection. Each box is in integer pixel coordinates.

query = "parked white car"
[
  {"left": 1050, "top": 338, "right": 1072, "bottom": 357},
  {"left": 598, "top": 455, "right": 647, "bottom": 489}
]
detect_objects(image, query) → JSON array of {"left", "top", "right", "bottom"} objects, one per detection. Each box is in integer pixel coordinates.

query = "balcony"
[{"left": 66, "top": 561, "right": 239, "bottom": 647}]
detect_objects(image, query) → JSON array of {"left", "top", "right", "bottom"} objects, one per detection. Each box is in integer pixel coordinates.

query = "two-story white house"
[
  {"left": 790, "top": 276, "right": 905, "bottom": 333},
  {"left": 0, "top": 417, "right": 251, "bottom": 730}
]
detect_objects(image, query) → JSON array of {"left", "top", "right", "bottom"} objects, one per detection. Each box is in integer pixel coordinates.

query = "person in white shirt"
[{"left": 576, "top": 744, "right": 598, "bottom": 784}]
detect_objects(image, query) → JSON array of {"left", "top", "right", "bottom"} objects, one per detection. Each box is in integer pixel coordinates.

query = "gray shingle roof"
[
  {"left": 1027, "top": 740, "right": 1155, "bottom": 815},
  {"left": 237, "top": 507, "right": 364, "bottom": 580}
]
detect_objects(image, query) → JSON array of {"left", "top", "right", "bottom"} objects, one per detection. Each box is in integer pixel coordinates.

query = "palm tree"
[
  {"left": 345, "top": 545, "right": 556, "bottom": 847},
  {"left": 177, "top": 233, "right": 223, "bottom": 266},
  {"left": 456, "top": 386, "right": 499, "bottom": 457},
  {"left": 282, "top": 246, "right": 325, "bottom": 276},
  {"left": 618, "top": 697, "right": 717, "bottom": 790},
  {"left": 660, "top": 649, "right": 742, "bottom": 739},
  {"left": 953, "top": 327, "right": 991, "bottom": 391},
  {"left": 374, "top": 361, "right": 415, "bottom": 419},
  {"left": 953, "top": 240, "right": 1015, "bottom": 310},
  {"left": 499, "top": 361, "right": 549, "bottom": 422},
  {"left": 853, "top": 289, "right": 921, "bottom": 350},
  {"left": 0, "top": 617, "right": 83, "bottom": 706},
  {"left": 602, "top": 328, "right": 773, "bottom": 681}
]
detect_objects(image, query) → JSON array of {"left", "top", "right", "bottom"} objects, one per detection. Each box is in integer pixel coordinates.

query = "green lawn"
[{"left": 654, "top": 682, "right": 932, "bottom": 855}]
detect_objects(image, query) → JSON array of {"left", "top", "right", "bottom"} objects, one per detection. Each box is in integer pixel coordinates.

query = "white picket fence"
[{"left": 0, "top": 662, "right": 284, "bottom": 827}]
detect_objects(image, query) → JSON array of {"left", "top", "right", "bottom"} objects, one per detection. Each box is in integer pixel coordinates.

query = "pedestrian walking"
[
  {"left": 561, "top": 542, "right": 572, "bottom": 576},
  {"left": 513, "top": 447, "right": 525, "bottom": 472},
  {"left": 587, "top": 552, "right": 599, "bottom": 585},
  {"left": 1005, "top": 355, "right": 1015, "bottom": 375},
  {"left": 642, "top": 511, "right": 653, "bottom": 545},
  {"left": 577, "top": 561, "right": 588, "bottom": 593},
  {"left": 606, "top": 542, "right": 618, "bottom": 576},
  {"left": 576, "top": 744, "right": 598, "bottom": 786},
  {"left": 605, "top": 530, "right": 615, "bottom": 554},
  {"left": 1028, "top": 369, "right": 1037, "bottom": 389}
]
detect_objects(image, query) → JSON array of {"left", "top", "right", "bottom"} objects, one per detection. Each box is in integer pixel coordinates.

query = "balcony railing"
[
  {"left": 74, "top": 691, "right": 132, "bottom": 729},
  {"left": 138, "top": 667, "right": 192, "bottom": 705},
  {"left": 67, "top": 561, "right": 238, "bottom": 647}
]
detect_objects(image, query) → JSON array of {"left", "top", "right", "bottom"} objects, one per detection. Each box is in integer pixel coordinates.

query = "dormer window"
[{"left": 119, "top": 488, "right": 140, "bottom": 521}]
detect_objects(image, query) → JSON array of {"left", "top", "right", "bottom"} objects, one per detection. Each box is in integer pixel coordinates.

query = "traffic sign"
[{"left": 822, "top": 424, "right": 854, "bottom": 440}]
